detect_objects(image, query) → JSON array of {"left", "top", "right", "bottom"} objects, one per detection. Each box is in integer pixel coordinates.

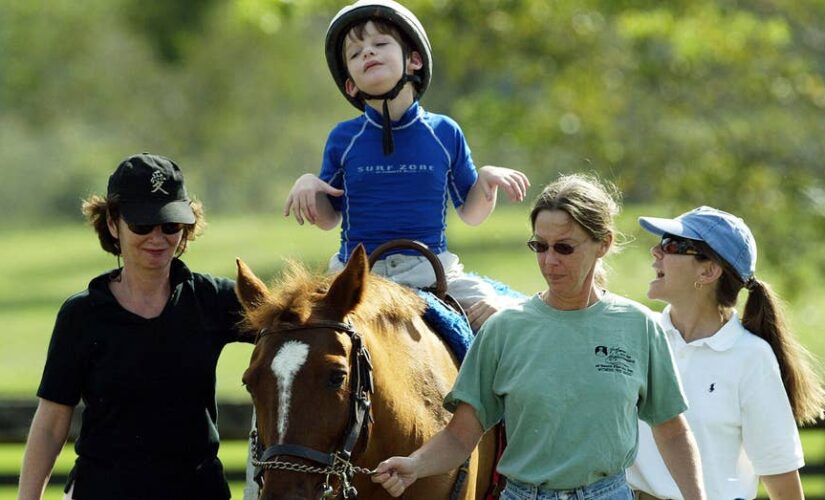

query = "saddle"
[
  {"left": 367, "top": 239, "right": 475, "bottom": 358},
  {"left": 367, "top": 239, "right": 509, "bottom": 498}
]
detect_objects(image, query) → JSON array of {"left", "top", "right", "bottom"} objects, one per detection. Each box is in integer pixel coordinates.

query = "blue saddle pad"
[
  {"left": 416, "top": 290, "right": 474, "bottom": 362},
  {"left": 416, "top": 276, "right": 526, "bottom": 362}
]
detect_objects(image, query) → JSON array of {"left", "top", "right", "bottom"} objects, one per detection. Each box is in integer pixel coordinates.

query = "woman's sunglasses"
[
  {"left": 526, "top": 239, "right": 576, "bottom": 256},
  {"left": 659, "top": 236, "right": 704, "bottom": 257},
  {"left": 127, "top": 222, "right": 185, "bottom": 235}
]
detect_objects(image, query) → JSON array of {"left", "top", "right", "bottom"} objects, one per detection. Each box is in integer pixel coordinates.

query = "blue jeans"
[{"left": 501, "top": 471, "right": 633, "bottom": 500}]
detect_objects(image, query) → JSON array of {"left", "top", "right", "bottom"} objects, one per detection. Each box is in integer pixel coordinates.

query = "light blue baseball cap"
[{"left": 638, "top": 206, "right": 757, "bottom": 282}]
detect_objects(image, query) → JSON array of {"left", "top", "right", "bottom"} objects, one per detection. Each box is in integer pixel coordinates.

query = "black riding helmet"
[{"left": 325, "top": 0, "right": 433, "bottom": 155}]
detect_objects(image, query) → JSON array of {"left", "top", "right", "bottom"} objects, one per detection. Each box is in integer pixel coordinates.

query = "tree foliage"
[{"left": 2, "top": 0, "right": 824, "bottom": 292}]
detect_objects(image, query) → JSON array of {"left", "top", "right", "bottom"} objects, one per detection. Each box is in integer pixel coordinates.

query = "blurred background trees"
[{"left": 2, "top": 0, "right": 824, "bottom": 292}]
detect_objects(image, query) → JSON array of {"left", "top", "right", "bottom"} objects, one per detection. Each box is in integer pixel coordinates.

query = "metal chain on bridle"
[
  {"left": 250, "top": 427, "right": 374, "bottom": 498},
  {"left": 251, "top": 320, "right": 375, "bottom": 499}
]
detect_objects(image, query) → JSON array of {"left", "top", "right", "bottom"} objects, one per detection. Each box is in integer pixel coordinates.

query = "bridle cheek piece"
[{"left": 250, "top": 320, "right": 374, "bottom": 499}]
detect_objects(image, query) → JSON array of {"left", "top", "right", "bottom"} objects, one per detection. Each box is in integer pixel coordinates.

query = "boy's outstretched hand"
[
  {"left": 477, "top": 166, "right": 530, "bottom": 202},
  {"left": 370, "top": 457, "right": 418, "bottom": 497},
  {"left": 283, "top": 174, "right": 344, "bottom": 226}
]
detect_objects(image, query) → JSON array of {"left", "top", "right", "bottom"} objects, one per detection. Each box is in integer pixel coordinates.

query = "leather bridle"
[{"left": 250, "top": 320, "right": 374, "bottom": 499}]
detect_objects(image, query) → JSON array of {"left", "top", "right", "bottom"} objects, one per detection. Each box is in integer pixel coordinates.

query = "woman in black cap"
[{"left": 18, "top": 153, "right": 252, "bottom": 500}]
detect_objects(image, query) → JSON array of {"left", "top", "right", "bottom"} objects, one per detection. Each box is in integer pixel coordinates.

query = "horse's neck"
[{"left": 363, "top": 315, "right": 459, "bottom": 456}]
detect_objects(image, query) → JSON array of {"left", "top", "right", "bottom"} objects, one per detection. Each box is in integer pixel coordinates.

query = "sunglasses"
[
  {"left": 127, "top": 222, "right": 185, "bottom": 235},
  {"left": 526, "top": 239, "right": 576, "bottom": 256},
  {"left": 659, "top": 236, "right": 704, "bottom": 257}
]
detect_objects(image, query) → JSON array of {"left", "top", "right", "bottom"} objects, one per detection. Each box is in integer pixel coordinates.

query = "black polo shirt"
[{"left": 38, "top": 258, "right": 251, "bottom": 499}]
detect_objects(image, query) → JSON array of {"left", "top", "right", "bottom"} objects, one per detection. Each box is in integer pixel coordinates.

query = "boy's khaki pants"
[
  {"left": 633, "top": 491, "right": 667, "bottom": 500},
  {"left": 633, "top": 490, "right": 662, "bottom": 500}
]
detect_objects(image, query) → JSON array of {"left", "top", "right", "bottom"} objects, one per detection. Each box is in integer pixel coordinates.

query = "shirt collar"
[
  {"left": 661, "top": 304, "right": 745, "bottom": 351},
  {"left": 364, "top": 100, "right": 421, "bottom": 128}
]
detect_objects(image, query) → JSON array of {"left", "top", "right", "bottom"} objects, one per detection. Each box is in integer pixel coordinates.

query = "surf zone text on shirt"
[{"left": 356, "top": 164, "right": 435, "bottom": 174}]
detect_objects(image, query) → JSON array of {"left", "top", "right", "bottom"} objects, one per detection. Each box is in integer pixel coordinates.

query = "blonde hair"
[{"left": 529, "top": 173, "right": 623, "bottom": 287}]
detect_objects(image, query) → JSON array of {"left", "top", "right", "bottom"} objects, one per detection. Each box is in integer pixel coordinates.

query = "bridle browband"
[{"left": 250, "top": 320, "right": 374, "bottom": 499}]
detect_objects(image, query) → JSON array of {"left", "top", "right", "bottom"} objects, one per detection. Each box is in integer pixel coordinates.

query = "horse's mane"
[{"left": 243, "top": 260, "right": 426, "bottom": 331}]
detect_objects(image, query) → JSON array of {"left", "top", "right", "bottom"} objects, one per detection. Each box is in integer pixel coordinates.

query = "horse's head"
[{"left": 236, "top": 245, "right": 374, "bottom": 499}]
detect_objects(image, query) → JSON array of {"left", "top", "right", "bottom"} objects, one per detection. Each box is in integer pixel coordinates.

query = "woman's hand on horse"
[
  {"left": 283, "top": 174, "right": 344, "bottom": 225},
  {"left": 371, "top": 457, "right": 418, "bottom": 497}
]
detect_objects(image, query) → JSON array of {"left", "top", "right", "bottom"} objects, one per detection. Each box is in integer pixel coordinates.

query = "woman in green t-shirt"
[{"left": 372, "top": 173, "right": 707, "bottom": 500}]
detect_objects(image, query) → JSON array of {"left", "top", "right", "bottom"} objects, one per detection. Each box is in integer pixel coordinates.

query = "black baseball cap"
[{"left": 107, "top": 153, "right": 196, "bottom": 225}]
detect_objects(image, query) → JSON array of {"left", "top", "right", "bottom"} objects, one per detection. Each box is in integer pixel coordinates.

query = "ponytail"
[
  {"left": 693, "top": 235, "right": 825, "bottom": 425},
  {"left": 741, "top": 278, "right": 825, "bottom": 425}
]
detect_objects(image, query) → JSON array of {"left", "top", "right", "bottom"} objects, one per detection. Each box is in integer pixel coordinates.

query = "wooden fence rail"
[{"left": 2, "top": 400, "right": 824, "bottom": 497}]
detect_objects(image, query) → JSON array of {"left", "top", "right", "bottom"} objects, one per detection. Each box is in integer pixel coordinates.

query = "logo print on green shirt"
[{"left": 594, "top": 345, "right": 636, "bottom": 376}]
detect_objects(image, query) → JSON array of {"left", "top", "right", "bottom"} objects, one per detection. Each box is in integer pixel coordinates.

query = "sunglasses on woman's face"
[
  {"left": 527, "top": 239, "right": 576, "bottom": 256},
  {"left": 127, "top": 222, "right": 185, "bottom": 235},
  {"left": 659, "top": 236, "right": 704, "bottom": 257}
]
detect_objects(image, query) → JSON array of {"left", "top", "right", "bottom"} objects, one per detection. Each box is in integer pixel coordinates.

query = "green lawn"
[{"left": 2, "top": 206, "right": 822, "bottom": 400}]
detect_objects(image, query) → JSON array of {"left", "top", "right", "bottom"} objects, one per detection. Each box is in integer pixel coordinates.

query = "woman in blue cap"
[
  {"left": 18, "top": 154, "right": 252, "bottom": 500},
  {"left": 628, "top": 206, "right": 825, "bottom": 500}
]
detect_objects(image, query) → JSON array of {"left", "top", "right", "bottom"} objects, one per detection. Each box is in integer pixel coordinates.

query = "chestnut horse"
[{"left": 236, "top": 244, "right": 495, "bottom": 499}]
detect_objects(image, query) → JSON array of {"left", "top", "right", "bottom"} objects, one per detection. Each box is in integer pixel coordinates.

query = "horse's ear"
[
  {"left": 325, "top": 244, "right": 369, "bottom": 317},
  {"left": 235, "top": 258, "right": 270, "bottom": 311}
]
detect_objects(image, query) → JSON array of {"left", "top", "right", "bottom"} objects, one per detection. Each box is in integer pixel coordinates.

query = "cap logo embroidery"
[{"left": 150, "top": 171, "right": 169, "bottom": 194}]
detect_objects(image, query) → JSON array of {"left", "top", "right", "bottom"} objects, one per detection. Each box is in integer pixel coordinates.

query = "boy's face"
[{"left": 343, "top": 20, "right": 422, "bottom": 98}]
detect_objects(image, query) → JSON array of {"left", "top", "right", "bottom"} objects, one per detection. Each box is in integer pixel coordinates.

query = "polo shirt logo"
[
  {"left": 150, "top": 171, "right": 169, "bottom": 194},
  {"left": 708, "top": 383, "right": 716, "bottom": 393}
]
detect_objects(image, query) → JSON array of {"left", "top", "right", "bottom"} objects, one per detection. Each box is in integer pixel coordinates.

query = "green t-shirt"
[{"left": 444, "top": 293, "right": 686, "bottom": 490}]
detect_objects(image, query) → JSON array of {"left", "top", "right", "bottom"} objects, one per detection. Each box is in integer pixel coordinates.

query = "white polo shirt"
[{"left": 627, "top": 307, "right": 804, "bottom": 500}]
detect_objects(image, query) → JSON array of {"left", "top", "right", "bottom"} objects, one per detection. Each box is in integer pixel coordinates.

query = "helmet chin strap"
[{"left": 355, "top": 47, "right": 422, "bottom": 156}]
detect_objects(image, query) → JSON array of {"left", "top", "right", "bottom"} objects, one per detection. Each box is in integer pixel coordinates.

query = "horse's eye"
[{"left": 328, "top": 370, "right": 347, "bottom": 389}]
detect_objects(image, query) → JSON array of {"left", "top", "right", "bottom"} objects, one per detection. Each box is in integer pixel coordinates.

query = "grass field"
[
  {"left": 2, "top": 205, "right": 822, "bottom": 400},
  {"left": 1, "top": 205, "right": 824, "bottom": 497},
  {"left": 0, "top": 205, "right": 546, "bottom": 399}
]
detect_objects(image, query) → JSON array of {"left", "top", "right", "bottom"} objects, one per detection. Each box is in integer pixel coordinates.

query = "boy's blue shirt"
[{"left": 320, "top": 101, "right": 478, "bottom": 262}]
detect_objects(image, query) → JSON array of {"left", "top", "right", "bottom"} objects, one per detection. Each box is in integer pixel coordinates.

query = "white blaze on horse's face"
[{"left": 271, "top": 340, "right": 310, "bottom": 443}]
